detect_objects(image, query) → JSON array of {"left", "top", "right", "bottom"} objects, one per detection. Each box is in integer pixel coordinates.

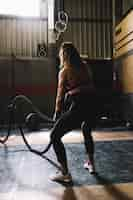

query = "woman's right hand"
[{"left": 53, "top": 111, "right": 61, "bottom": 122}]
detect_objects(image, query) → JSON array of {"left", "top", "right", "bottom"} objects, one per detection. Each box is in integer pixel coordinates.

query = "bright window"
[
  {"left": 48, "top": 0, "right": 54, "bottom": 29},
  {"left": 0, "top": 0, "right": 40, "bottom": 17}
]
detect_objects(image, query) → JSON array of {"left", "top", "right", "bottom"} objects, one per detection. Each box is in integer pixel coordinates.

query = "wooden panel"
[
  {"left": 114, "top": 9, "right": 133, "bottom": 58},
  {"left": 114, "top": 39, "right": 133, "bottom": 58},
  {"left": 121, "top": 55, "right": 133, "bottom": 93},
  {"left": 115, "top": 10, "right": 133, "bottom": 44},
  {"left": 115, "top": 32, "right": 133, "bottom": 50}
]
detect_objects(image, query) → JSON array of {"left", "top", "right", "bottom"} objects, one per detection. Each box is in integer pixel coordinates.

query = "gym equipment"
[
  {"left": 0, "top": 95, "right": 61, "bottom": 170},
  {"left": 54, "top": 11, "right": 68, "bottom": 40},
  {"left": 25, "top": 113, "right": 40, "bottom": 131}
]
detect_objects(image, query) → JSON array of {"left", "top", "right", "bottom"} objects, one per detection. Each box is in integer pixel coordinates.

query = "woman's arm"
[{"left": 55, "top": 68, "right": 67, "bottom": 114}]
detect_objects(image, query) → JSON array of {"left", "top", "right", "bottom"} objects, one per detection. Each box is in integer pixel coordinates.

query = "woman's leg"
[
  {"left": 50, "top": 109, "right": 82, "bottom": 175},
  {"left": 51, "top": 120, "right": 68, "bottom": 174},
  {"left": 81, "top": 121, "right": 94, "bottom": 164}
]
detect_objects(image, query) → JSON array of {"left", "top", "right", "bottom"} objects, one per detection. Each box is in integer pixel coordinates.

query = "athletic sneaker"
[
  {"left": 50, "top": 171, "right": 72, "bottom": 183},
  {"left": 84, "top": 161, "right": 95, "bottom": 174}
]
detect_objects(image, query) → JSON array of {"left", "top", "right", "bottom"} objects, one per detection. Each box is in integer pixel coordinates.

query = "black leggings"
[{"left": 50, "top": 95, "right": 97, "bottom": 172}]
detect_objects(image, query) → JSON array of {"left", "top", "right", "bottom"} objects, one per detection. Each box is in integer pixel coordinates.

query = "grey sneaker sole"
[{"left": 50, "top": 173, "right": 72, "bottom": 183}]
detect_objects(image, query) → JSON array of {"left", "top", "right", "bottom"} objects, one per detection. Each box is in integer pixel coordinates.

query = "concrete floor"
[{"left": 0, "top": 128, "right": 133, "bottom": 200}]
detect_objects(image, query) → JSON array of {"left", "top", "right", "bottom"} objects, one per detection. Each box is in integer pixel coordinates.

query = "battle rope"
[
  {"left": 12, "top": 95, "right": 54, "bottom": 124},
  {"left": 0, "top": 95, "right": 61, "bottom": 170},
  {"left": 0, "top": 105, "right": 13, "bottom": 144}
]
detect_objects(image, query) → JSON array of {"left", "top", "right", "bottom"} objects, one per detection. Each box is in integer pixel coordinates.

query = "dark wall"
[
  {"left": 87, "top": 59, "right": 113, "bottom": 94},
  {"left": 83, "top": 59, "right": 125, "bottom": 125},
  {"left": 0, "top": 58, "right": 57, "bottom": 126}
]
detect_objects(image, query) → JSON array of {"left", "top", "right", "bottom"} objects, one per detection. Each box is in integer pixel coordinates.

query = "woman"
[{"left": 50, "top": 42, "right": 97, "bottom": 183}]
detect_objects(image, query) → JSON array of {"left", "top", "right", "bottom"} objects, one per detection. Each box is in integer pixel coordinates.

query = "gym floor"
[{"left": 0, "top": 128, "right": 133, "bottom": 200}]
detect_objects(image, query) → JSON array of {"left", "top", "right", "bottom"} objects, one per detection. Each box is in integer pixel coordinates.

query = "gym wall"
[{"left": 62, "top": 0, "right": 113, "bottom": 59}]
